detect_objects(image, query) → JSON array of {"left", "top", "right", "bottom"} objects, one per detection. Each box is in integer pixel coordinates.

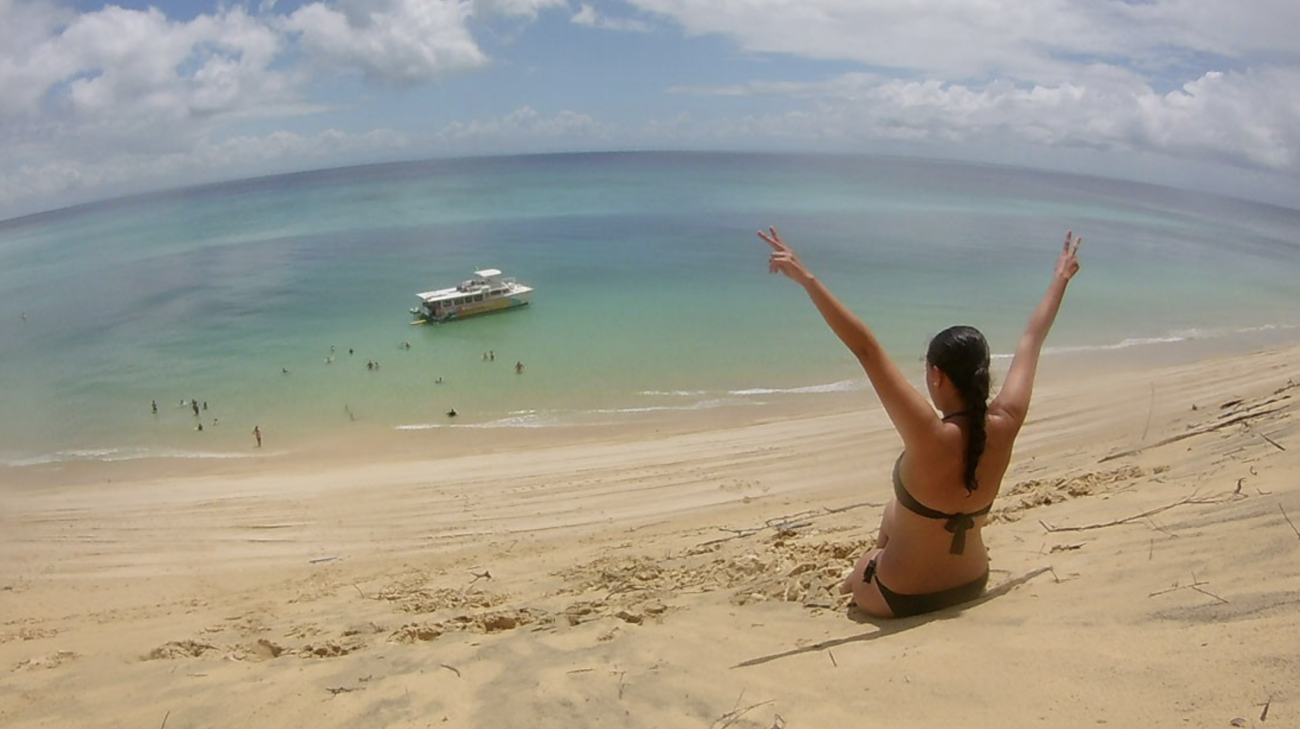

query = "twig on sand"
[
  {"left": 1259, "top": 432, "right": 1286, "bottom": 451},
  {"left": 1190, "top": 585, "right": 1229, "bottom": 604},
  {"left": 1280, "top": 505, "right": 1300, "bottom": 540},
  {"left": 1040, "top": 492, "right": 1238, "bottom": 533},
  {"left": 160, "top": 711, "right": 170, "bottom": 729},
  {"left": 1149, "top": 573, "right": 1228, "bottom": 604},
  {"left": 712, "top": 692, "right": 775, "bottom": 729},
  {"left": 440, "top": 663, "right": 461, "bottom": 678},
  {"left": 698, "top": 502, "right": 883, "bottom": 549},
  {"left": 1261, "top": 697, "right": 1272, "bottom": 722}
]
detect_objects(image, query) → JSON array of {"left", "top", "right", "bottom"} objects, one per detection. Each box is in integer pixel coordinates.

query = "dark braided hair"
[{"left": 926, "top": 325, "right": 991, "bottom": 494}]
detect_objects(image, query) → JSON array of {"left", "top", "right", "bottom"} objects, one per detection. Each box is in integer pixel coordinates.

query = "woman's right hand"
[{"left": 1056, "top": 231, "right": 1082, "bottom": 281}]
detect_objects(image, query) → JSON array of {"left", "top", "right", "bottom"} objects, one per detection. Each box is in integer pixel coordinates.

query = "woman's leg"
[{"left": 837, "top": 500, "right": 897, "bottom": 616}]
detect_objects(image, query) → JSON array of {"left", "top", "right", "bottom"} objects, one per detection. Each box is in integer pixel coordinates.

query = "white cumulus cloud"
[{"left": 282, "top": 0, "right": 489, "bottom": 85}]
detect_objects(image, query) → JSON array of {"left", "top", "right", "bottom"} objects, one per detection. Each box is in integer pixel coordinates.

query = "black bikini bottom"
[{"left": 864, "top": 556, "right": 989, "bottom": 618}]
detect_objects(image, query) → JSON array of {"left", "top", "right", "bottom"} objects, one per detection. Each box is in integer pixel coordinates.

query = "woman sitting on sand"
[{"left": 760, "top": 227, "right": 1082, "bottom": 618}]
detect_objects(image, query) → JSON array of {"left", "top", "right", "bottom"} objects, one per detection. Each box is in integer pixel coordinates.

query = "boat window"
[{"left": 474, "top": 294, "right": 483, "bottom": 302}]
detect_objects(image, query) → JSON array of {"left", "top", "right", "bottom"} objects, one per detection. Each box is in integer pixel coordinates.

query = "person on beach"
[
  {"left": 760, "top": 227, "right": 1082, "bottom": 618},
  {"left": 253, "top": 425, "right": 262, "bottom": 448}
]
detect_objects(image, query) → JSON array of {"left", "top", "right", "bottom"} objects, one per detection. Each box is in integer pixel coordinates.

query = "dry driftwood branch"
[
  {"left": 823, "top": 500, "right": 886, "bottom": 515},
  {"left": 1040, "top": 492, "right": 1237, "bottom": 533},
  {"left": 1100, "top": 405, "right": 1288, "bottom": 463}
]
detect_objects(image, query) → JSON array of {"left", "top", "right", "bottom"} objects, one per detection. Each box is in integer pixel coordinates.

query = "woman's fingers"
[{"left": 758, "top": 226, "right": 788, "bottom": 252}]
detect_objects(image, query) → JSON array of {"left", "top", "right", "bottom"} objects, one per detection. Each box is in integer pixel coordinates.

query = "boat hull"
[
  {"left": 411, "top": 269, "right": 533, "bottom": 323},
  {"left": 412, "top": 292, "right": 531, "bottom": 323}
]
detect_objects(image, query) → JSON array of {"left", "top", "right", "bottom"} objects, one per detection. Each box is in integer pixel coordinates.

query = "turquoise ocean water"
[{"left": 1, "top": 152, "right": 1297, "bottom": 466}]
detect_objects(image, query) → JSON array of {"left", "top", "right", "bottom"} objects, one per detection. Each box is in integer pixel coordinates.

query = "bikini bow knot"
[{"left": 944, "top": 514, "right": 976, "bottom": 555}]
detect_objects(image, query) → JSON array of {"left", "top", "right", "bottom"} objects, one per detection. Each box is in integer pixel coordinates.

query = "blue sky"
[{"left": 2, "top": 0, "right": 1299, "bottom": 219}]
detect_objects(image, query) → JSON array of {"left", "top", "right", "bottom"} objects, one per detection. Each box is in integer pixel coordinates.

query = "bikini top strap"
[{"left": 893, "top": 452, "right": 991, "bottom": 555}]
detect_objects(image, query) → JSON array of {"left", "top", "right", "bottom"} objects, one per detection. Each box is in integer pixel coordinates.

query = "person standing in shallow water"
[{"left": 760, "top": 227, "right": 1082, "bottom": 618}]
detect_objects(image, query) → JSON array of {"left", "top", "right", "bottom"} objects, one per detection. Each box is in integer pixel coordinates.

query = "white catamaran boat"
[{"left": 411, "top": 269, "right": 534, "bottom": 323}]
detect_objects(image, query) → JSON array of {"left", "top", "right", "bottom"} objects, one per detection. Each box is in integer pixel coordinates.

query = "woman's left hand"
[{"left": 759, "top": 227, "right": 813, "bottom": 285}]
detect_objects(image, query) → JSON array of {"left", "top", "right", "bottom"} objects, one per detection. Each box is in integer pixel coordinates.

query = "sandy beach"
[{"left": 3, "top": 343, "right": 1299, "bottom": 728}]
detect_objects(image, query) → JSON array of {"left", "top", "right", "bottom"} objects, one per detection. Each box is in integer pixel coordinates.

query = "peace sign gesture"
[
  {"left": 1057, "top": 231, "right": 1082, "bottom": 281},
  {"left": 758, "top": 227, "right": 814, "bottom": 285}
]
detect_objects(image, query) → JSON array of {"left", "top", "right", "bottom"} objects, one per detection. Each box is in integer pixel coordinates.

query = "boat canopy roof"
[{"left": 475, "top": 268, "right": 502, "bottom": 278}]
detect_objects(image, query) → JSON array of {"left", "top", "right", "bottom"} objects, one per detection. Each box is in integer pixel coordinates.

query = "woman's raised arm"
[
  {"left": 760, "top": 227, "right": 940, "bottom": 446},
  {"left": 990, "top": 231, "right": 1082, "bottom": 429}
]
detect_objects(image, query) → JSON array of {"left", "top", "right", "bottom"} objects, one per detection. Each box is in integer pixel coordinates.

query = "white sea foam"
[
  {"left": 1039, "top": 323, "right": 1298, "bottom": 357},
  {"left": 395, "top": 411, "right": 564, "bottom": 430},
  {"left": 5, "top": 447, "right": 252, "bottom": 468},
  {"left": 729, "top": 380, "right": 861, "bottom": 396}
]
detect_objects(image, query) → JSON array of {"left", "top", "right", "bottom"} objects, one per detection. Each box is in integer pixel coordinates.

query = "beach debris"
[
  {"left": 711, "top": 692, "right": 776, "bottom": 729},
  {"left": 1259, "top": 432, "right": 1286, "bottom": 451},
  {"left": 145, "top": 640, "right": 218, "bottom": 660},
  {"left": 244, "top": 639, "right": 285, "bottom": 661},
  {"left": 13, "top": 650, "right": 79, "bottom": 671},
  {"left": 992, "top": 466, "right": 1152, "bottom": 523},
  {"left": 372, "top": 579, "right": 505, "bottom": 614},
  {"left": 390, "top": 623, "right": 444, "bottom": 643},
  {"left": 297, "top": 638, "right": 365, "bottom": 658},
  {"left": 1148, "top": 573, "right": 1229, "bottom": 604},
  {"left": 1101, "top": 391, "right": 1291, "bottom": 462}
]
